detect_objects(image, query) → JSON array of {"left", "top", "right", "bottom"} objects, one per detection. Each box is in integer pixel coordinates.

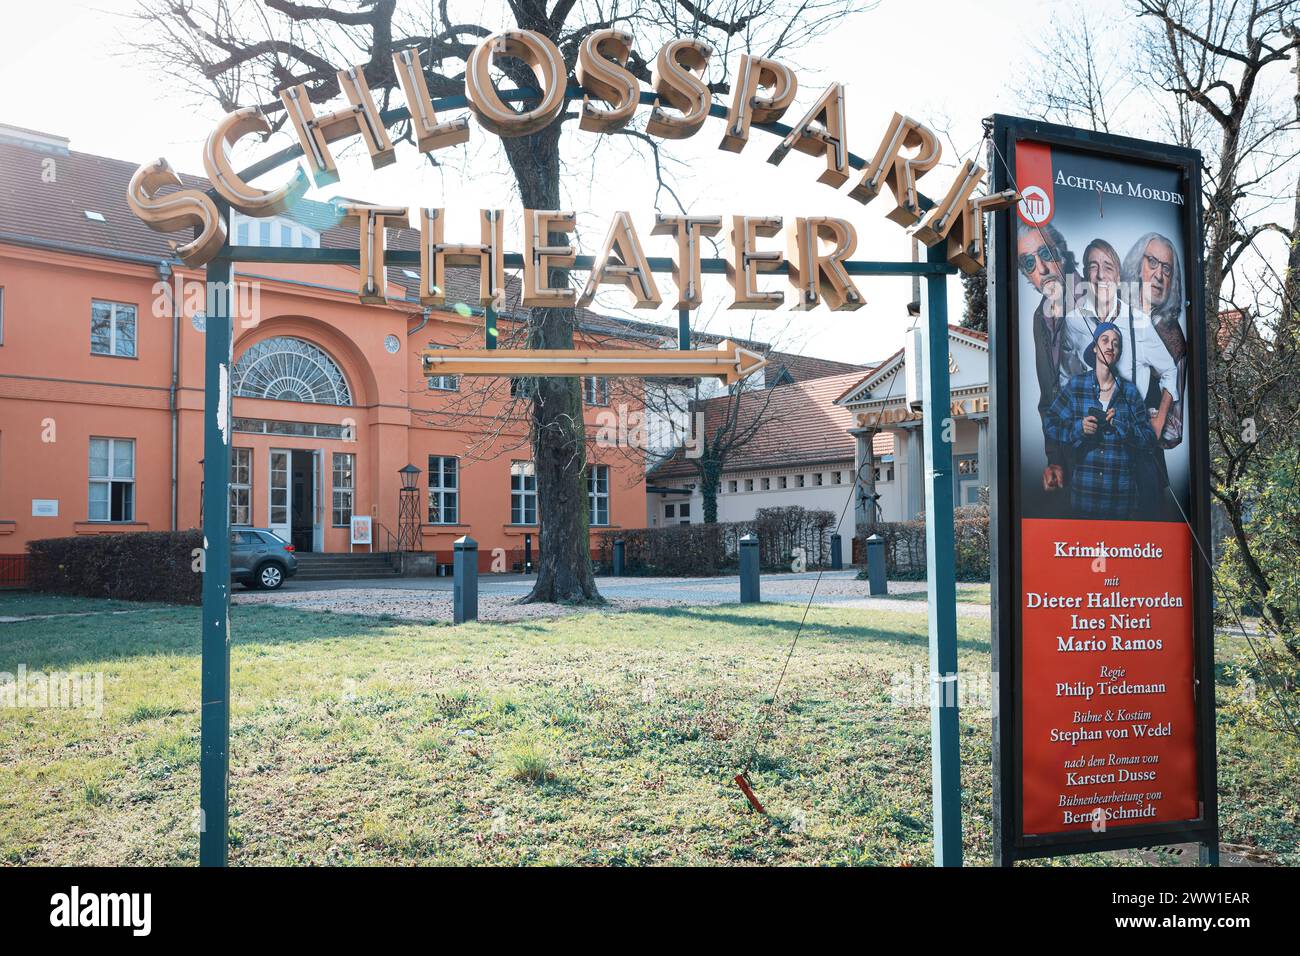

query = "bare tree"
[
  {"left": 128, "top": 0, "right": 876, "bottom": 602},
  {"left": 1013, "top": 0, "right": 1300, "bottom": 663}
]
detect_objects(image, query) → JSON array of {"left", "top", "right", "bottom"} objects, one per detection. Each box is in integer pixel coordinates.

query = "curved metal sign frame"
[{"left": 191, "top": 86, "right": 967, "bottom": 869}]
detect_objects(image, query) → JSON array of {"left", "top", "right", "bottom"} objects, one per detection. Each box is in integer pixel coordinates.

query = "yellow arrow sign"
[{"left": 421, "top": 339, "right": 767, "bottom": 385}]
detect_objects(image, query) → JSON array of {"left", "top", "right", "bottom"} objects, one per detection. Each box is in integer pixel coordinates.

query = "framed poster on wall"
[{"left": 988, "top": 115, "right": 1218, "bottom": 863}]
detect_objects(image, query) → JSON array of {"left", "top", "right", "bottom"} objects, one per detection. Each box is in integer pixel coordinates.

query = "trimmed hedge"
[
  {"left": 595, "top": 505, "right": 837, "bottom": 576},
  {"left": 862, "top": 502, "right": 990, "bottom": 581},
  {"left": 28, "top": 530, "right": 203, "bottom": 604}
]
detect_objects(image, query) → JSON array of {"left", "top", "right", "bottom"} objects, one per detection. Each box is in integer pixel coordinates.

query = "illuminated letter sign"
[
  {"left": 576, "top": 30, "right": 640, "bottom": 133},
  {"left": 418, "top": 208, "right": 505, "bottom": 308},
  {"left": 280, "top": 66, "right": 395, "bottom": 186},
  {"left": 465, "top": 30, "right": 567, "bottom": 136},
  {"left": 127, "top": 158, "right": 226, "bottom": 267},
  {"left": 647, "top": 39, "right": 713, "bottom": 140}
]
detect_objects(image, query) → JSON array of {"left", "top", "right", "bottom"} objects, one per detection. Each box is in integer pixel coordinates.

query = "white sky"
[{"left": 0, "top": 0, "right": 1128, "bottom": 365}]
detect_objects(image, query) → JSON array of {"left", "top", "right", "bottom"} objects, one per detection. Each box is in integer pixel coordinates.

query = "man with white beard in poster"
[
  {"left": 1064, "top": 238, "right": 1178, "bottom": 514},
  {"left": 1123, "top": 233, "right": 1187, "bottom": 449},
  {"left": 1018, "top": 222, "right": 1086, "bottom": 493}
]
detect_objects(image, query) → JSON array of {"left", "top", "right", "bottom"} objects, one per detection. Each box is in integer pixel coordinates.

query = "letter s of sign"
[
  {"left": 127, "top": 158, "right": 227, "bottom": 267},
  {"left": 576, "top": 29, "right": 640, "bottom": 133},
  {"left": 647, "top": 39, "right": 713, "bottom": 140},
  {"left": 465, "top": 30, "right": 567, "bottom": 136}
]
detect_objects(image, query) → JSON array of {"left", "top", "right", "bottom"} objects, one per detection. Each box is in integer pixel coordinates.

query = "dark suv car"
[{"left": 231, "top": 529, "right": 298, "bottom": 590}]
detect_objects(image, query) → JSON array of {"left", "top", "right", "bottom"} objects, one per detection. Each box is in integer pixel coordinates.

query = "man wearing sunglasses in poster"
[{"left": 1017, "top": 222, "right": 1087, "bottom": 494}]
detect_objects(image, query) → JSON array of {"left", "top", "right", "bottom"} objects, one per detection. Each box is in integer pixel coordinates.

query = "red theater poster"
[{"left": 990, "top": 117, "right": 1215, "bottom": 861}]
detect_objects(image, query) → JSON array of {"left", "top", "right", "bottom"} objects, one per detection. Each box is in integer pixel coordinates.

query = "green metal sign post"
[
  {"left": 199, "top": 243, "right": 233, "bottom": 868},
  {"left": 921, "top": 241, "right": 962, "bottom": 867}
]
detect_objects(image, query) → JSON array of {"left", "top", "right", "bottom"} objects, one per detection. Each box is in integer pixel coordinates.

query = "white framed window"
[
  {"left": 778, "top": 476, "right": 788, "bottom": 489},
  {"left": 728, "top": 480, "right": 738, "bottom": 493},
  {"left": 426, "top": 344, "right": 460, "bottom": 391},
  {"left": 832, "top": 470, "right": 843, "bottom": 485},
  {"left": 332, "top": 452, "right": 355, "bottom": 527},
  {"left": 744, "top": 478, "right": 754, "bottom": 491},
  {"left": 761, "top": 477, "right": 771, "bottom": 490},
  {"left": 665, "top": 503, "right": 676, "bottom": 518},
  {"left": 88, "top": 437, "right": 134, "bottom": 522},
  {"left": 229, "top": 213, "right": 320, "bottom": 249},
  {"left": 583, "top": 376, "right": 609, "bottom": 406},
  {"left": 588, "top": 464, "right": 610, "bottom": 526},
  {"left": 428, "top": 455, "right": 459, "bottom": 524},
  {"left": 678, "top": 502, "right": 691, "bottom": 522},
  {"left": 90, "top": 300, "right": 136, "bottom": 357},
  {"left": 270, "top": 451, "right": 288, "bottom": 526},
  {"left": 795, "top": 474, "right": 805, "bottom": 488},
  {"left": 813, "top": 472, "right": 823, "bottom": 486},
  {"left": 230, "top": 447, "right": 252, "bottom": 526},
  {"left": 510, "top": 461, "right": 537, "bottom": 525}
]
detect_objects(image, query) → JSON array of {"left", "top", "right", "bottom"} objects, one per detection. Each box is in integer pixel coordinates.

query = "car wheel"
[{"left": 257, "top": 563, "right": 284, "bottom": 590}]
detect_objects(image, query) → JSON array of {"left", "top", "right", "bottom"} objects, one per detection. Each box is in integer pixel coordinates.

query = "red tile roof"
[{"left": 650, "top": 370, "right": 869, "bottom": 480}]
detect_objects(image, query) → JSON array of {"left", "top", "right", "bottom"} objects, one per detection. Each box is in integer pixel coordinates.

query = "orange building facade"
[{"left": 0, "top": 125, "right": 647, "bottom": 566}]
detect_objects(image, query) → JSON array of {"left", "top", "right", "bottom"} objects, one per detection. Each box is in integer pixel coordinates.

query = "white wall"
[{"left": 652, "top": 460, "right": 860, "bottom": 543}]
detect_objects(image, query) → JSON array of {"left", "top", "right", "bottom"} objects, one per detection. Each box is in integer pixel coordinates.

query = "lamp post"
[{"left": 397, "top": 463, "right": 421, "bottom": 553}]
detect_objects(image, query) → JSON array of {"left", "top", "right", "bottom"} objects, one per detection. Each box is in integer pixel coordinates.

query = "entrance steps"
[{"left": 292, "top": 551, "right": 399, "bottom": 581}]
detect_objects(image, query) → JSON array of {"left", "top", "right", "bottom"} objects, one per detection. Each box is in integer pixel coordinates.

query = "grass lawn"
[{"left": 0, "top": 592, "right": 1294, "bottom": 866}]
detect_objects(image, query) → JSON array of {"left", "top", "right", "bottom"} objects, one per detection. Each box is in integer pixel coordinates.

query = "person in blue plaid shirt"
[{"left": 1043, "top": 321, "right": 1158, "bottom": 520}]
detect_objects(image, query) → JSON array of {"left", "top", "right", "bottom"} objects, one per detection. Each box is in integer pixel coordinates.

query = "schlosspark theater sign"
[
  {"left": 128, "top": 27, "right": 1017, "bottom": 314},
  {"left": 124, "top": 27, "right": 1216, "bottom": 871}
]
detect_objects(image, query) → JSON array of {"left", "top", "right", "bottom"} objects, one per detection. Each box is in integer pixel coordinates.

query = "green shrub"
[
  {"left": 595, "top": 505, "right": 836, "bottom": 576},
  {"left": 27, "top": 530, "right": 203, "bottom": 604},
  {"left": 859, "top": 503, "right": 990, "bottom": 582}
]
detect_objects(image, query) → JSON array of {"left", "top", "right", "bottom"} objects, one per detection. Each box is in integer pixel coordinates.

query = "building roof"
[
  {"left": 0, "top": 138, "right": 214, "bottom": 264},
  {"left": 649, "top": 370, "right": 871, "bottom": 481}
]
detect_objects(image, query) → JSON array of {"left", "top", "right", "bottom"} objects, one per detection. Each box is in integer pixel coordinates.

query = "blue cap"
[{"left": 1084, "top": 321, "right": 1122, "bottom": 368}]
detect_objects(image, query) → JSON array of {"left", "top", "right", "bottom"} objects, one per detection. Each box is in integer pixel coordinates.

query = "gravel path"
[{"left": 234, "top": 572, "right": 990, "bottom": 623}]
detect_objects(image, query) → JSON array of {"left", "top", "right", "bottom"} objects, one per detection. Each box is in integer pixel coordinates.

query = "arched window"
[{"left": 231, "top": 336, "right": 352, "bottom": 406}]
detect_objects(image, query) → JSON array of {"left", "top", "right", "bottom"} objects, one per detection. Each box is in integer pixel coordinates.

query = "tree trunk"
[
  {"left": 502, "top": 122, "right": 601, "bottom": 603},
  {"left": 698, "top": 458, "right": 721, "bottom": 524}
]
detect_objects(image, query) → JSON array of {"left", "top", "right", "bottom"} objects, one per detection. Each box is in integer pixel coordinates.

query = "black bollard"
[
  {"left": 740, "top": 533, "right": 760, "bottom": 603},
  {"left": 830, "top": 533, "right": 843, "bottom": 571},
  {"left": 523, "top": 532, "right": 533, "bottom": 574},
  {"left": 453, "top": 535, "right": 478, "bottom": 624},
  {"left": 613, "top": 538, "right": 625, "bottom": 577},
  {"left": 866, "top": 533, "right": 887, "bottom": 596}
]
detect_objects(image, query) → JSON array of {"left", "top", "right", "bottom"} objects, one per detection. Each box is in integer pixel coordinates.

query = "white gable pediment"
[{"left": 837, "top": 327, "right": 989, "bottom": 408}]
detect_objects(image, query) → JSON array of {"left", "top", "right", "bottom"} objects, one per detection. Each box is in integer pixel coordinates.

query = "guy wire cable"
[{"left": 737, "top": 311, "right": 915, "bottom": 806}]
